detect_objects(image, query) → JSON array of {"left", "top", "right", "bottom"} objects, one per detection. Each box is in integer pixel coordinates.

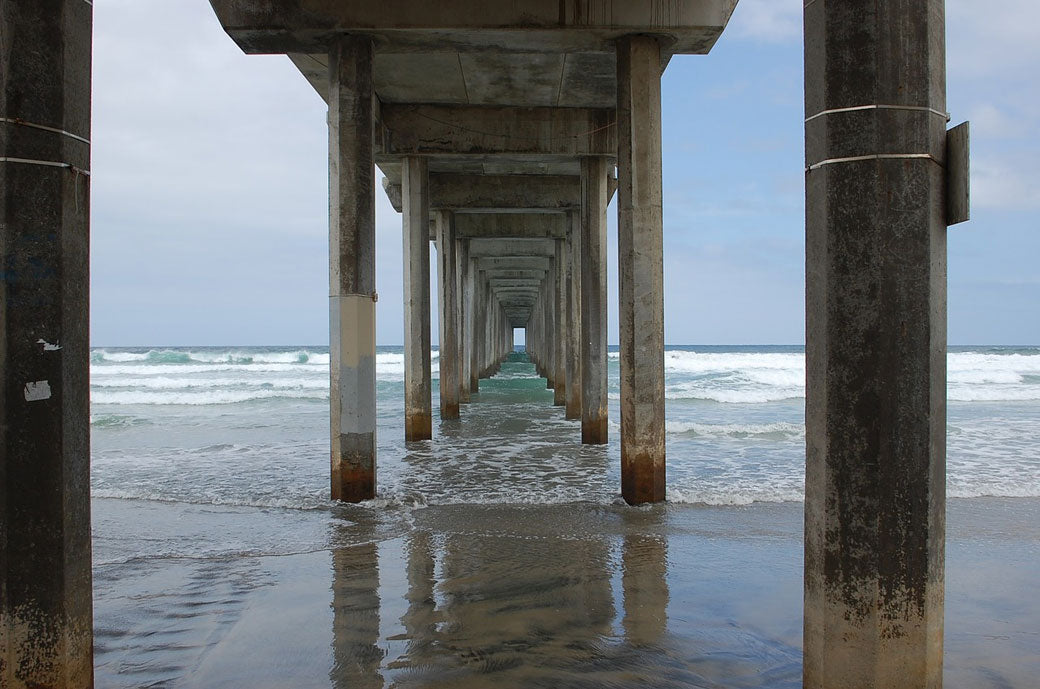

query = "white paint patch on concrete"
[
  {"left": 36, "top": 339, "right": 62, "bottom": 351},
  {"left": 24, "top": 380, "right": 52, "bottom": 401}
]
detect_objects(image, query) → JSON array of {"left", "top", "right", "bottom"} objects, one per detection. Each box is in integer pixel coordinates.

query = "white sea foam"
[
  {"left": 92, "top": 389, "right": 328, "bottom": 405},
  {"left": 89, "top": 347, "right": 1040, "bottom": 406},
  {"left": 609, "top": 419, "right": 804, "bottom": 438},
  {"left": 91, "top": 376, "right": 330, "bottom": 390}
]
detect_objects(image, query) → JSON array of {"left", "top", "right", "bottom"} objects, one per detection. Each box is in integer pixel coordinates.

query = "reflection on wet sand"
[
  {"left": 621, "top": 510, "right": 669, "bottom": 648},
  {"left": 330, "top": 537, "right": 383, "bottom": 689},
  {"left": 330, "top": 505, "right": 684, "bottom": 688}
]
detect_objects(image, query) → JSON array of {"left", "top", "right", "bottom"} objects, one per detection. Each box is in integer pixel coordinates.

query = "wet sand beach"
[{"left": 92, "top": 497, "right": 1039, "bottom": 688}]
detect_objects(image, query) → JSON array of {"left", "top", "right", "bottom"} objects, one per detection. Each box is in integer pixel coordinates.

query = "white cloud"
[
  {"left": 968, "top": 104, "right": 1025, "bottom": 139},
  {"left": 972, "top": 157, "right": 1040, "bottom": 211},
  {"left": 947, "top": 0, "right": 1040, "bottom": 79},
  {"left": 729, "top": 0, "right": 802, "bottom": 43}
]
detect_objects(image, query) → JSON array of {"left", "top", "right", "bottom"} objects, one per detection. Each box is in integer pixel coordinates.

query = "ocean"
[{"left": 90, "top": 345, "right": 1040, "bottom": 687}]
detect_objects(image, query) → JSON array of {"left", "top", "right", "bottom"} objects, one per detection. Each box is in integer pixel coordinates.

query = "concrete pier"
[
  {"left": 803, "top": 2, "right": 948, "bottom": 687},
  {"left": 0, "top": 0, "right": 973, "bottom": 680},
  {"left": 1, "top": 2, "right": 94, "bottom": 686},
  {"left": 581, "top": 158, "right": 610, "bottom": 445},
  {"left": 616, "top": 37, "right": 666, "bottom": 504},
  {"left": 328, "top": 36, "right": 378, "bottom": 500},
  {"left": 402, "top": 156, "right": 432, "bottom": 440},
  {"left": 436, "top": 211, "right": 461, "bottom": 420}
]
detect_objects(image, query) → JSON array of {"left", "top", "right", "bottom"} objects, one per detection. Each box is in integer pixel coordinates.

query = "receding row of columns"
[
  {"left": 402, "top": 189, "right": 516, "bottom": 442},
  {"left": 524, "top": 160, "right": 609, "bottom": 450},
  {"left": 327, "top": 35, "right": 665, "bottom": 507}
]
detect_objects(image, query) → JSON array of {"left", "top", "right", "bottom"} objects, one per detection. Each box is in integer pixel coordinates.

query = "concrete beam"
[
  {"left": 210, "top": 1, "right": 738, "bottom": 55},
  {"left": 455, "top": 212, "right": 568, "bottom": 239},
  {"left": 483, "top": 269, "right": 547, "bottom": 280},
  {"left": 382, "top": 173, "right": 614, "bottom": 213},
  {"left": 430, "top": 174, "right": 580, "bottom": 211},
  {"left": 477, "top": 256, "right": 551, "bottom": 271},
  {"left": 491, "top": 281, "right": 541, "bottom": 288},
  {"left": 379, "top": 104, "right": 616, "bottom": 156},
  {"left": 497, "top": 290, "right": 538, "bottom": 297},
  {"left": 468, "top": 238, "right": 557, "bottom": 258}
]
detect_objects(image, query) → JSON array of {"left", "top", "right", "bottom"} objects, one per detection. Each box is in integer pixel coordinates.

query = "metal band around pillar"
[
  {"left": 1, "top": 117, "right": 91, "bottom": 144},
  {"left": 806, "top": 153, "right": 941, "bottom": 173},
  {"left": 805, "top": 104, "right": 950, "bottom": 123},
  {"left": 0, "top": 156, "right": 90, "bottom": 175}
]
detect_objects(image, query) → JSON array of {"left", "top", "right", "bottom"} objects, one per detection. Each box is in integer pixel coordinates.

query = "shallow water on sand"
[
  {"left": 92, "top": 498, "right": 1040, "bottom": 688},
  {"left": 90, "top": 350, "right": 1040, "bottom": 687}
]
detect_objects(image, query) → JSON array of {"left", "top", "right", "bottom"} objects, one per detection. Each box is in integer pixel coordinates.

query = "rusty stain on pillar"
[
  {"left": 1, "top": 1, "right": 95, "bottom": 685},
  {"left": 329, "top": 36, "right": 378, "bottom": 501},
  {"left": 436, "top": 211, "right": 461, "bottom": 419},
  {"left": 581, "top": 157, "right": 609, "bottom": 445},
  {"left": 617, "top": 36, "right": 665, "bottom": 503},
  {"left": 803, "top": 2, "right": 949, "bottom": 687}
]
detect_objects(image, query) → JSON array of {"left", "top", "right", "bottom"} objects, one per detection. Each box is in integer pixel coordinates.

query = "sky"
[{"left": 90, "top": 1, "right": 1040, "bottom": 346}]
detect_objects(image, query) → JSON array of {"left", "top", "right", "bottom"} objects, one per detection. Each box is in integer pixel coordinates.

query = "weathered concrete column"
[
  {"left": 1, "top": 3, "right": 94, "bottom": 686},
  {"left": 616, "top": 37, "right": 665, "bottom": 503},
  {"left": 475, "top": 275, "right": 487, "bottom": 380},
  {"left": 329, "top": 36, "right": 378, "bottom": 500},
  {"left": 803, "top": 3, "right": 948, "bottom": 687},
  {"left": 402, "top": 156, "right": 432, "bottom": 440},
  {"left": 553, "top": 239, "right": 567, "bottom": 406},
  {"left": 436, "top": 211, "right": 460, "bottom": 419},
  {"left": 457, "top": 239, "right": 473, "bottom": 403},
  {"left": 469, "top": 263, "right": 480, "bottom": 393},
  {"left": 544, "top": 257, "right": 556, "bottom": 389},
  {"left": 581, "top": 157, "right": 610, "bottom": 445},
  {"left": 565, "top": 211, "right": 583, "bottom": 420}
]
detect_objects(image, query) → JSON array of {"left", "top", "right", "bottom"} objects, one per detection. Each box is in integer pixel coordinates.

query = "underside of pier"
[
  {"left": 1, "top": 1, "right": 961, "bottom": 687},
  {"left": 207, "top": 0, "right": 743, "bottom": 506}
]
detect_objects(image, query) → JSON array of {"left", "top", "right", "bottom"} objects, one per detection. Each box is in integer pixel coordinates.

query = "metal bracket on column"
[{"left": 947, "top": 121, "right": 970, "bottom": 226}]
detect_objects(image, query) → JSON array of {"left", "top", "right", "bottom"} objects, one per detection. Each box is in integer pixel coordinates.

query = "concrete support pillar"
[
  {"left": 468, "top": 262, "right": 480, "bottom": 393},
  {"left": 616, "top": 37, "right": 665, "bottom": 503},
  {"left": 475, "top": 276, "right": 487, "bottom": 380},
  {"left": 565, "top": 211, "right": 583, "bottom": 420},
  {"left": 553, "top": 239, "right": 567, "bottom": 406},
  {"left": 1, "top": 3, "right": 93, "bottom": 686},
  {"left": 581, "top": 157, "right": 610, "bottom": 445},
  {"left": 436, "top": 211, "right": 460, "bottom": 419},
  {"left": 329, "top": 36, "right": 377, "bottom": 500},
  {"left": 402, "top": 156, "right": 432, "bottom": 440},
  {"left": 457, "top": 239, "right": 472, "bottom": 403},
  {"left": 803, "top": 3, "right": 948, "bottom": 687},
  {"left": 544, "top": 257, "right": 556, "bottom": 389}
]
